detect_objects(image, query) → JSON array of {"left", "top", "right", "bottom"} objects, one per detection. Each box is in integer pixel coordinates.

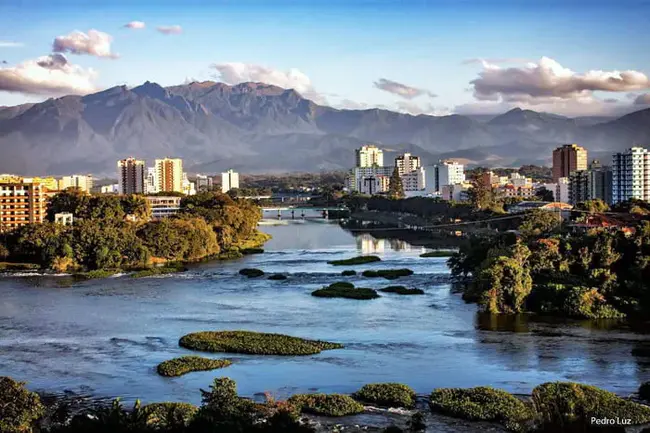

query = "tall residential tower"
[
  {"left": 117, "top": 158, "right": 145, "bottom": 195},
  {"left": 552, "top": 144, "right": 587, "bottom": 182}
]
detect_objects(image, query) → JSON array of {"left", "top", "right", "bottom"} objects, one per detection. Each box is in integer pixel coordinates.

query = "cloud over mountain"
[
  {"left": 124, "top": 21, "right": 146, "bottom": 29},
  {"left": 470, "top": 57, "right": 650, "bottom": 103},
  {"left": 211, "top": 62, "right": 325, "bottom": 103},
  {"left": 53, "top": 29, "right": 118, "bottom": 59},
  {"left": 0, "top": 53, "right": 98, "bottom": 95},
  {"left": 634, "top": 94, "right": 650, "bottom": 105},
  {"left": 373, "top": 78, "right": 436, "bottom": 99},
  {"left": 156, "top": 25, "right": 182, "bottom": 35}
]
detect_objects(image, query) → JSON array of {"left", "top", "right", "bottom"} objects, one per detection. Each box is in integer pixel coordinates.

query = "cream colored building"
[
  {"left": 0, "top": 180, "right": 46, "bottom": 231},
  {"left": 355, "top": 145, "right": 384, "bottom": 168},
  {"left": 59, "top": 174, "right": 93, "bottom": 192},
  {"left": 155, "top": 158, "right": 184, "bottom": 193},
  {"left": 221, "top": 169, "right": 239, "bottom": 193},
  {"left": 118, "top": 158, "right": 145, "bottom": 194}
]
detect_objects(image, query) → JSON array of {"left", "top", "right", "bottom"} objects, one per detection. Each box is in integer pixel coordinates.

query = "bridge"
[{"left": 260, "top": 206, "right": 349, "bottom": 220}]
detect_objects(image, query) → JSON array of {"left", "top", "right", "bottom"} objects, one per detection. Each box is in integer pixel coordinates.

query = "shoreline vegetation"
[
  {"left": 0, "top": 190, "right": 270, "bottom": 279},
  {"left": 4, "top": 376, "right": 650, "bottom": 433},
  {"left": 156, "top": 356, "right": 232, "bottom": 377}
]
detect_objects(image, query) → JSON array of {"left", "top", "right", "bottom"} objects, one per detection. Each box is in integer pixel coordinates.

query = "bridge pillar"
[
  {"left": 291, "top": 210, "right": 295, "bottom": 219},
  {"left": 277, "top": 209, "right": 282, "bottom": 220}
]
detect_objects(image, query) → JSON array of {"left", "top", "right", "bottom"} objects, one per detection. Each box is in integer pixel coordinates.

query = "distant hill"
[{"left": 0, "top": 80, "right": 648, "bottom": 175}]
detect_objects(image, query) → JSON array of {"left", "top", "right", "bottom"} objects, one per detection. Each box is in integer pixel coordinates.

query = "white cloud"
[
  {"left": 0, "top": 41, "right": 23, "bottom": 48},
  {"left": 211, "top": 62, "right": 326, "bottom": 103},
  {"left": 373, "top": 78, "right": 436, "bottom": 100},
  {"left": 53, "top": 29, "right": 118, "bottom": 59},
  {"left": 156, "top": 25, "right": 182, "bottom": 35},
  {"left": 462, "top": 57, "right": 529, "bottom": 65},
  {"left": 0, "top": 53, "right": 98, "bottom": 96},
  {"left": 124, "top": 21, "right": 146, "bottom": 29},
  {"left": 470, "top": 57, "right": 650, "bottom": 103},
  {"left": 396, "top": 100, "right": 451, "bottom": 116},
  {"left": 635, "top": 93, "right": 650, "bottom": 105}
]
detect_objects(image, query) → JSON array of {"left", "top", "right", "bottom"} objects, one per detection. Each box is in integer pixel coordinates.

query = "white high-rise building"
[
  {"left": 155, "top": 158, "right": 183, "bottom": 193},
  {"left": 221, "top": 169, "right": 239, "bottom": 193},
  {"left": 145, "top": 167, "right": 158, "bottom": 194},
  {"left": 612, "top": 147, "right": 650, "bottom": 204},
  {"left": 182, "top": 173, "right": 196, "bottom": 196},
  {"left": 59, "top": 174, "right": 93, "bottom": 193},
  {"left": 348, "top": 166, "right": 394, "bottom": 192},
  {"left": 355, "top": 145, "right": 384, "bottom": 168},
  {"left": 402, "top": 167, "right": 425, "bottom": 192},
  {"left": 424, "top": 160, "right": 465, "bottom": 194},
  {"left": 195, "top": 174, "right": 213, "bottom": 191},
  {"left": 117, "top": 158, "right": 145, "bottom": 195},
  {"left": 556, "top": 177, "right": 570, "bottom": 204},
  {"left": 395, "top": 153, "right": 421, "bottom": 176}
]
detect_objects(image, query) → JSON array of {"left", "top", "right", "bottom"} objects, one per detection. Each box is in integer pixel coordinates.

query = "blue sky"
[{"left": 1, "top": 0, "right": 650, "bottom": 116}]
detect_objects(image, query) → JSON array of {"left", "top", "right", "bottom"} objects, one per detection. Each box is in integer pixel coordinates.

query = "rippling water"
[{"left": 0, "top": 221, "right": 649, "bottom": 404}]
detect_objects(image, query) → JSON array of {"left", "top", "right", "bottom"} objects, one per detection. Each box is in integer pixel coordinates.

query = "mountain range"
[{"left": 1, "top": 80, "right": 649, "bottom": 176}]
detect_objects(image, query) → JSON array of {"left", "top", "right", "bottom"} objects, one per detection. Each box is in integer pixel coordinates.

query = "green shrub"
[
  {"left": 268, "top": 273, "right": 288, "bottom": 280},
  {"left": 328, "top": 255, "right": 381, "bottom": 266},
  {"left": 379, "top": 286, "right": 424, "bottom": 295},
  {"left": 341, "top": 270, "right": 357, "bottom": 276},
  {"left": 362, "top": 269, "right": 414, "bottom": 280},
  {"left": 328, "top": 281, "right": 355, "bottom": 289},
  {"left": 640, "top": 382, "right": 650, "bottom": 401},
  {"left": 74, "top": 269, "right": 117, "bottom": 279},
  {"left": 0, "top": 377, "right": 44, "bottom": 433},
  {"left": 142, "top": 402, "right": 198, "bottom": 429},
  {"left": 239, "top": 268, "right": 265, "bottom": 278},
  {"left": 354, "top": 383, "right": 416, "bottom": 408},
  {"left": 0, "top": 262, "right": 40, "bottom": 271},
  {"left": 156, "top": 356, "right": 232, "bottom": 377},
  {"left": 429, "top": 387, "right": 532, "bottom": 432},
  {"left": 311, "top": 286, "right": 380, "bottom": 300},
  {"left": 420, "top": 250, "right": 454, "bottom": 258},
  {"left": 179, "top": 330, "right": 343, "bottom": 355},
  {"left": 241, "top": 248, "right": 264, "bottom": 255},
  {"left": 288, "top": 393, "right": 364, "bottom": 417},
  {"left": 532, "top": 382, "right": 650, "bottom": 430}
]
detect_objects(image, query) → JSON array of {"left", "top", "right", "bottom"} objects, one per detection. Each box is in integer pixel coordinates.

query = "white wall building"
[
  {"left": 509, "top": 172, "right": 533, "bottom": 188},
  {"left": 145, "top": 167, "right": 158, "bottom": 194},
  {"left": 612, "top": 147, "right": 650, "bottom": 204},
  {"left": 424, "top": 161, "right": 465, "bottom": 194},
  {"left": 359, "top": 175, "right": 390, "bottom": 195},
  {"left": 355, "top": 145, "right": 383, "bottom": 168},
  {"left": 348, "top": 166, "right": 393, "bottom": 192},
  {"left": 100, "top": 184, "right": 120, "bottom": 194},
  {"left": 146, "top": 196, "right": 182, "bottom": 220},
  {"left": 155, "top": 158, "right": 183, "bottom": 193},
  {"left": 195, "top": 174, "right": 213, "bottom": 191},
  {"left": 221, "top": 169, "right": 239, "bottom": 193},
  {"left": 395, "top": 153, "right": 421, "bottom": 176},
  {"left": 441, "top": 183, "right": 471, "bottom": 202},
  {"left": 556, "top": 177, "right": 570, "bottom": 203},
  {"left": 402, "top": 167, "right": 425, "bottom": 192},
  {"left": 59, "top": 174, "right": 93, "bottom": 192}
]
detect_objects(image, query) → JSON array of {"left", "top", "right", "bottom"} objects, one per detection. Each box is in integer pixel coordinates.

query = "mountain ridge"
[{"left": 0, "top": 81, "right": 648, "bottom": 176}]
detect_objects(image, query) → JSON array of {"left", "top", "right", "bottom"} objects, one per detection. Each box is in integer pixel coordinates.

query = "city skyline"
[{"left": 1, "top": 0, "right": 650, "bottom": 117}]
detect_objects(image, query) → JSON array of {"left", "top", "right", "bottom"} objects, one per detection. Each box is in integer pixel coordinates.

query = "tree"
[
  {"left": 388, "top": 166, "right": 405, "bottom": 199},
  {"left": 467, "top": 174, "right": 495, "bottom": 210},
  {"left": 576, "top": 199, "right": 609, "bottom": 213},
  {"left": 518, "top": 209, "right": 561, "bottom": 239},
  {"left": 0, "top": 377, "right": 44, "bottom": 433},
  {"left": 535, "top": 187, "right": 554, "bottom": 202},
  {"left": 473, "top": 256, "right": 533, "bottom": 314}
]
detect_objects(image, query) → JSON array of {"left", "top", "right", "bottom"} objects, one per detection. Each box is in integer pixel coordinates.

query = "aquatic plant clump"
[
  {"left": 354, "top": 383, "right": 416, "bottom": 408},
  {"left": 341, "top": 270, "right": 357, "bottom": 276},
  {"left": 241, "top": 248, "right": 264, "bottom": 255},
  {"left": 239, "top": 268, "right": 265, "bottom": 278},
  {"left": 532, "top": 382, "right": 650, "bottom": 429},
  {"left": 420, "top": 250, "right": 455, "bottom": 258},
  {"left": 379, "top": 286, "right": 424, "bottom": 295},
  {"left": 429, "top": 387, "right": 533, "bottom": 432},
  {"left": 131, "top": 265, "right": 188, "bottom": 278},
  {"left": 156, "top": 356, "right": 232, "bottom": 377},
  {"left": 362, "top": 269, "right": 414, "bottom": 280},
  {"left": 268, "top": 273, "right": 288, "bottom": 280},
  {"left": 328, "top": 281, "right": 355, "bottom": 289},
  {"left": 327, "top": 255, "right": 381, "bottom": 266},
  {"left": 288, "top": 393, "right": 365, "bottom": 417},
  {"left": 311, "top": 286, "right": 380, "bottom": 300},
  {"left": 179, "top": 330, "right": 343, "bottom": 355}
]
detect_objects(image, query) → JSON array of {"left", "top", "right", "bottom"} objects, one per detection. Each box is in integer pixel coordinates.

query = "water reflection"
[{"left": 355, "top": 233, "right": 421, "bottom": 254}]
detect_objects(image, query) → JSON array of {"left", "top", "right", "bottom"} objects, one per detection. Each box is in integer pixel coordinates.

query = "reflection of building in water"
[
  {"left": 356, "top": 234, "right": 384, "bottom": 253},
  {"left": 388, "top": 239, "right": 413, "bottom": 252}
]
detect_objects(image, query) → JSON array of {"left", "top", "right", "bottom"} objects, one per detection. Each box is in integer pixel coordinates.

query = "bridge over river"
[{"left": 260, "top": 207, "right": 349, "bottom": 220}]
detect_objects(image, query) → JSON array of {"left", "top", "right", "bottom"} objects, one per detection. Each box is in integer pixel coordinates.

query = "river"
[{"left": 0, "top": 220, "right": 649, "bottom": 405}]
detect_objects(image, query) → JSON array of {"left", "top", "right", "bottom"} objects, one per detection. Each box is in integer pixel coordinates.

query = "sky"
[{"left": 1, "top": 0, "right": 650, "bottom": 117}]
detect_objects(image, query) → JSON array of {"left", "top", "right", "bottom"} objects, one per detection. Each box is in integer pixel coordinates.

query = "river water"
[{"left": 0, "top": 220, "right": 649, "bottom": 405}]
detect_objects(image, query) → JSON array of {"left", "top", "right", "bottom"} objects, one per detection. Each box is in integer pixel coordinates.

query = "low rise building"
[
  {"left": 401, "top": 167, "right": 425, "bottom": 192},
  {"left": 145, "top": 196, "right": 182, "bottom": 220},
  {"left": 359, "top": 175, "right": 390, "bottom": 195},
  {"left": 59, "top": 174, "right": 93, "bottom": 193}
]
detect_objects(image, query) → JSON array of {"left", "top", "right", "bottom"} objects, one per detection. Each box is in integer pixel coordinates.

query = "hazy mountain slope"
[{"left": 0, "top": 80, "right": 649, "bottom": 175}]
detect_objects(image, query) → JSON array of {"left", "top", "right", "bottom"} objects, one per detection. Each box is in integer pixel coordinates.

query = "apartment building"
[
  {"left": 0, "top": 180, "right": 46, "bottom": 231},
  {"left": 155, "top": 158, "right": 184, "bottom": 193},
  {"left": 145, "top": 196, "right": 182, "bottom": 220},
  {"left": 221, "top": 169, "right": 239, "bottom": 193},
  {"left": 118, "top": 158, "right": 145, "bottom": 194},
  {"left": 552, "top": 144, "right": 588, "bottom": 182},
  {"left": 395, "top": 153, "right": 421, "bottom": 176},
  {"left": 612, "top": 147, "right": 650, "bottom": 204},
  {"left": 59, "top": 174, "right": 93, "bottom": 193},
  {"left": 355, "top": 145, "right": 384, "bottom": 168},
  {"left": 424, "top": 160, "right": 465, "bottom": 194}
]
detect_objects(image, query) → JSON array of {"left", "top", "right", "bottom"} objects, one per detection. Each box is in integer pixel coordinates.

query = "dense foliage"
[
  {"left": 532, "top": 382, "right": 650, "bottom": 431},
  {"left": 420, "top": 250, "right": 455, "bottom": 258},
  {"left": 0, "top": 190, "right": 265, "bottom": 272},
  {"left": 156, "top": 356, "right": 232, "bottom": 377},
  {"left": 327, "top": 255, "right": 381, "bottom": 266},
  {"left": 362, "top": 268, "right": 414, "bottom": 279},
  {"left": 288, "top": 394, "right": 364, "bottom": 417},
  {"left": 267, "top": 273, "right": 288, "bottom": 280},
  {"left": 341, "top": 270, "right": 357, "bottom": 276},
  {"left": 179, "top": 331, "right": 343, "bottom": 355},
  {"left": 388, "top": 166, "right": 405, "bottom": 199},
  {"left": 379, "top": 286, "right": 424, "bottom": 295},
  {"left": 450, "top": 212, "right": 650, "bottom": 318},
  {"left": 429, "top": 387, "right": 532, "bottom": 432},
  {"left": 354, "top": 383, "right": 416, "bottom": 408},
  {"left": 141, "top": 402, "right": 198, "bottom": 430},
  {"left": 0, "top": 377, "right": 44, "bottom": 433},
  {"left": 311, "top": 284, "right": 380, "bottom": 300}
]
